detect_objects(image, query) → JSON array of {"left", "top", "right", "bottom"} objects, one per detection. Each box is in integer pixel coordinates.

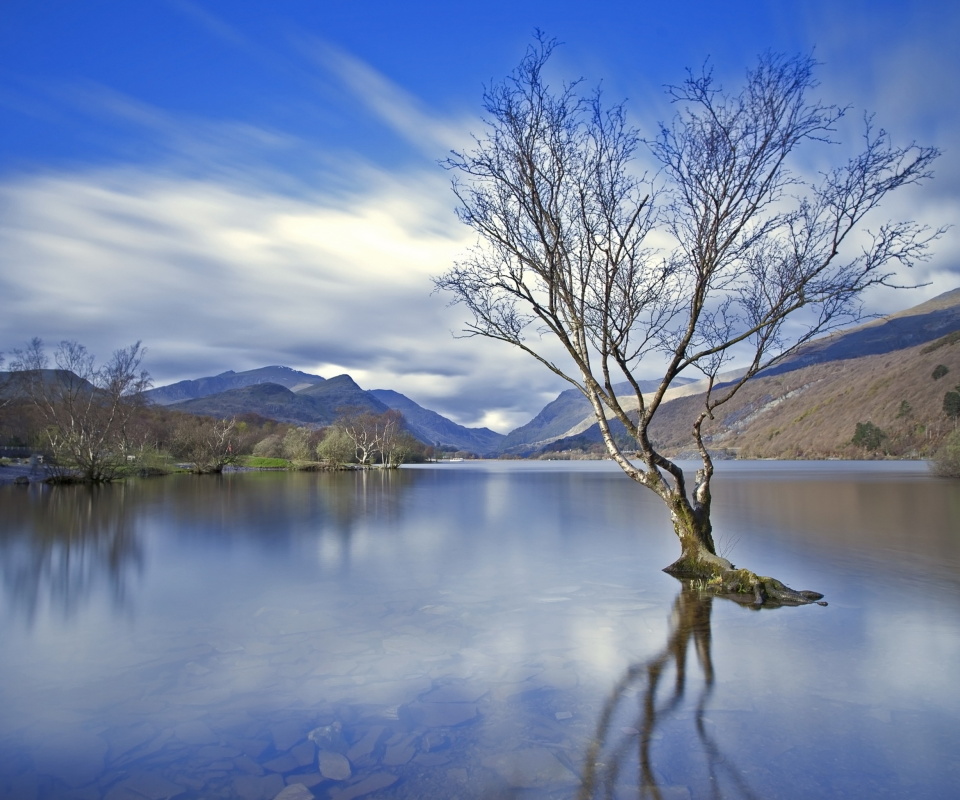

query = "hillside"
[
  {"left": 293, "top": 374, "right": 389, "bottom": 415},
  {"left": 517, "top": 289, "right": 960, "bottom": 459},
  {"left": 498, "top": 386, "right": 598, "bottom": 452},
  {"left": 760, "top": 288, "right": 960, "bottom": 379},
  {"left": 499, "top": 377, "right": 695, "bottom": 453},
  {"left": 649, "top": 329, "right": 960, "bottom": 458},
  {"left": 43, "top": 288, "right": 960, "bottom": 461},
  {"left": 370, "top": 389, "right": 504, "bottom": 454}
]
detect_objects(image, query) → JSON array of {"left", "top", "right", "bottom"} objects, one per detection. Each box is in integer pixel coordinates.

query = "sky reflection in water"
[{"left": 0, "top": 461, "right": 958, "bottom": 799}]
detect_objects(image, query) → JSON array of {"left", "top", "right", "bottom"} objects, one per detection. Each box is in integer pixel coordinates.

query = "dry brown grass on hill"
[{"left": 649, "top": 334, "right": 960, "bottom": 460}]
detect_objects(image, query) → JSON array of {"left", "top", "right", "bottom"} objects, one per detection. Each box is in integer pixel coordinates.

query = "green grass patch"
[
  {"left": 921, "top": 330, "right": 960, "bottom": 354},
  {"left": 240, "top": 456, "right": 291, "bottom": 468}
]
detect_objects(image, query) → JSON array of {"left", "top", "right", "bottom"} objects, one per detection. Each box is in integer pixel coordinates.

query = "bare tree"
[
  {"left": 320, "top": 408, "right": 418, "bottom": 468},
  {"left": 9, "top": 338, "right": 151, "bottom": 482},
  {"left": 379, "top": 410, "right": 425, "bottom": 468},
  {"left": 339, "top": 409, "right": 385, "bottom": 466},
  {"left": 435, "top": 38, "right": 941, "bottom": 602}
]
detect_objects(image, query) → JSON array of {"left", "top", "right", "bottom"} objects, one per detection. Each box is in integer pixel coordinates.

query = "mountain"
[
  {"left": 158, "top": 371, "right": 504, "bottom": 454},
  {"left": 146, "top": 366, "right": 325, "bottom": 406},
  {"left": 499, "top": 378, "right": 697, "bottom": 454},
  {"left": 145, "top": 288, "right": 960, "bottom": 460},
  {"left": 292, "top": 374, "right": 389, "bottom": 415},
  {"left": 498, "top": 387, "right": 594, "bottom": 452},
  {"left": 650, "top": 322, "right": 960, "bottom": 458},
  {"left": 167, "top": 382, "right": 349, "bottom": 426},
  {"left": 370, "top": 389, "right": 504, "bottom": 454},
  {"left": 0, "top": 369, "right": 94, "bottom": 397},
  {"left": 757, "top": 288, "right": 960, "bottom": 380},
  {"left": 513, "top": 288, "right": 960, "bottom": 459},
  {"left": 167, "top": 373, "right": 388, "bottom": 427}
]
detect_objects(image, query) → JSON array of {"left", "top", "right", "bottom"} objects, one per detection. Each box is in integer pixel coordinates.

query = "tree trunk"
[
  {"left": 656, "top": 490, "right": 825, "bottom": 606},
  {"left": 662, "top": 495, "right": 733, "bottom": 578}
]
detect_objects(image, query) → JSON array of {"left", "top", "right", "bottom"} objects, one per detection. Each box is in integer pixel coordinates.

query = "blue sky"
[{"left": 1, "top": 0, "right": 957, "bottom": 431}]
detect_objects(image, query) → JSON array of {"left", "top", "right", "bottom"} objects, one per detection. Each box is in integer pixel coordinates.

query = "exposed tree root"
[{"left": 663, "top": 557, "right": 826, "bottom": 607}]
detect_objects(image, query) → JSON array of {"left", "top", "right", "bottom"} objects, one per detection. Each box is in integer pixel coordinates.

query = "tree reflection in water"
[
  {"left": 578, "top": 585, "right": 760, "bottom": 800},
  {"left": 0, "top": 484, "right": 142, "bottom": 624}
]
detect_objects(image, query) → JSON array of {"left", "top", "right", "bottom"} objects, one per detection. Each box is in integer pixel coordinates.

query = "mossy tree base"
[{"left": 664, "top": 556, "right": 826, "bottom": 607}]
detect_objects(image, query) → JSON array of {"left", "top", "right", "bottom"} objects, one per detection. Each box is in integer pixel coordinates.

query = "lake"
[{"left": 1, "top": 460, "right": 958, "bottom": 799}]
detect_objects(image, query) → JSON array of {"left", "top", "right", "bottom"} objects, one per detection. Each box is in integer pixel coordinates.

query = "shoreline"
[{"left": 0, "top": 462, "right": 40, "bottom": 486}]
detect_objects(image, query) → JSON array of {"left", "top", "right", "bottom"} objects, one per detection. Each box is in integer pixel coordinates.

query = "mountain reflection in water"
[{"left": 0, "top": 461, "right": 957, "bottom": 799}]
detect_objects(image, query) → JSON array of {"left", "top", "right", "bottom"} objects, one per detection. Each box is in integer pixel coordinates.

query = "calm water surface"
[{"left": 1, "top": 461, "right": 958, "bottom": 799}]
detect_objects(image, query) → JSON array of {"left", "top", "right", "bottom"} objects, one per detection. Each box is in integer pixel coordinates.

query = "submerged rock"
[
  {"left": 345, "top": 725, "right": 386, "bottom": 762},
  {"left": 317, "top": 749, "right": 352, "bottom": 781},
  {"left": 273, "top": 784, "right": 315, "bottom": 800},
  {"left": 308, "top": 721, "right": 344, "bottom": 751}
]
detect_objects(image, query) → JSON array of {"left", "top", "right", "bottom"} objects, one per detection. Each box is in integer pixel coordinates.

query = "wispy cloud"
[
  {"left": 0, "top": 17, "right": 571, "bottom": 432},
  {"left": 301, "top": 38, "right": 473, "bottom": 158},
  {"left": 0, "top": 152, "right": 560, "bottom": 430},
  {"left": 165, "top": 0, "right": 252, "bottom": 50}
]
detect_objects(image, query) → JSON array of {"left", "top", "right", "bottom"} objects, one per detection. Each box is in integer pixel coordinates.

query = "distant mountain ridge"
[
  {"left": 370, "top": 389, "right": 504, "bottom": 454},
  {"left": 167, "top": 374, "right": 390, "bottom": 428},
  {"left": 759, "top": 289, "right": 960, "bottom": 380},
  {"left": 499, "top": 378, "right": 696, "bottom": 454},
  {"left": 147, "top": 365, "right": 325, "bottom": 405},
  {"left": 150, "top": 367, "right": 505, "bottom": 455}
]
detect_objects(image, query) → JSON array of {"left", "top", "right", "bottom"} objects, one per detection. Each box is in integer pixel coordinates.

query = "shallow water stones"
[
  {"left": 345, "top": 726, "right": 385, "bottom": 763},
  {"left": 273, "top": 784, "right": 315, "bottom": 800},
  {"left": 382, "top": 732, "right": 418, "bottom": 766},
  {"left": 317, "top": 749, "right": 352, "bottom": 780},
  {"left": 273, "top": 721, "right": 314, "bottom": 753},
  {"left": 639, "top": 787, "right": 692, "bottom": 799},
  {"left": 419, "top": 684, "right": 487, "bottom": 703},
  {"left": 307, "top": 721, "right": 345, "bottom": 751},
  {"left": 173, "top": 720, "right": 218, "bottom": 746}
]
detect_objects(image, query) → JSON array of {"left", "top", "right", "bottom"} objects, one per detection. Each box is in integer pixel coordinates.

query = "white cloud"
[
  {"left": 0, "top": 36, "right": 579, "bottom": 432},
  {"left": 0, "top": 155, "right": 571, "bottom": 430}
]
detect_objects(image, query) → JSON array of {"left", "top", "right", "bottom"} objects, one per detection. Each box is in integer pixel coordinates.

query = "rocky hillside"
[
  {"left": 651, "top": 330, "right": 960, "bottom": 458},
  {"left": 513, "top": 289, "right": 960, "bottom": 459}
]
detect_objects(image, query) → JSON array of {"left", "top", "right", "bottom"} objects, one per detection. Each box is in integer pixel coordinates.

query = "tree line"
[{"left": 0, "top": 338, "right": 434, "bottom": 482}]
